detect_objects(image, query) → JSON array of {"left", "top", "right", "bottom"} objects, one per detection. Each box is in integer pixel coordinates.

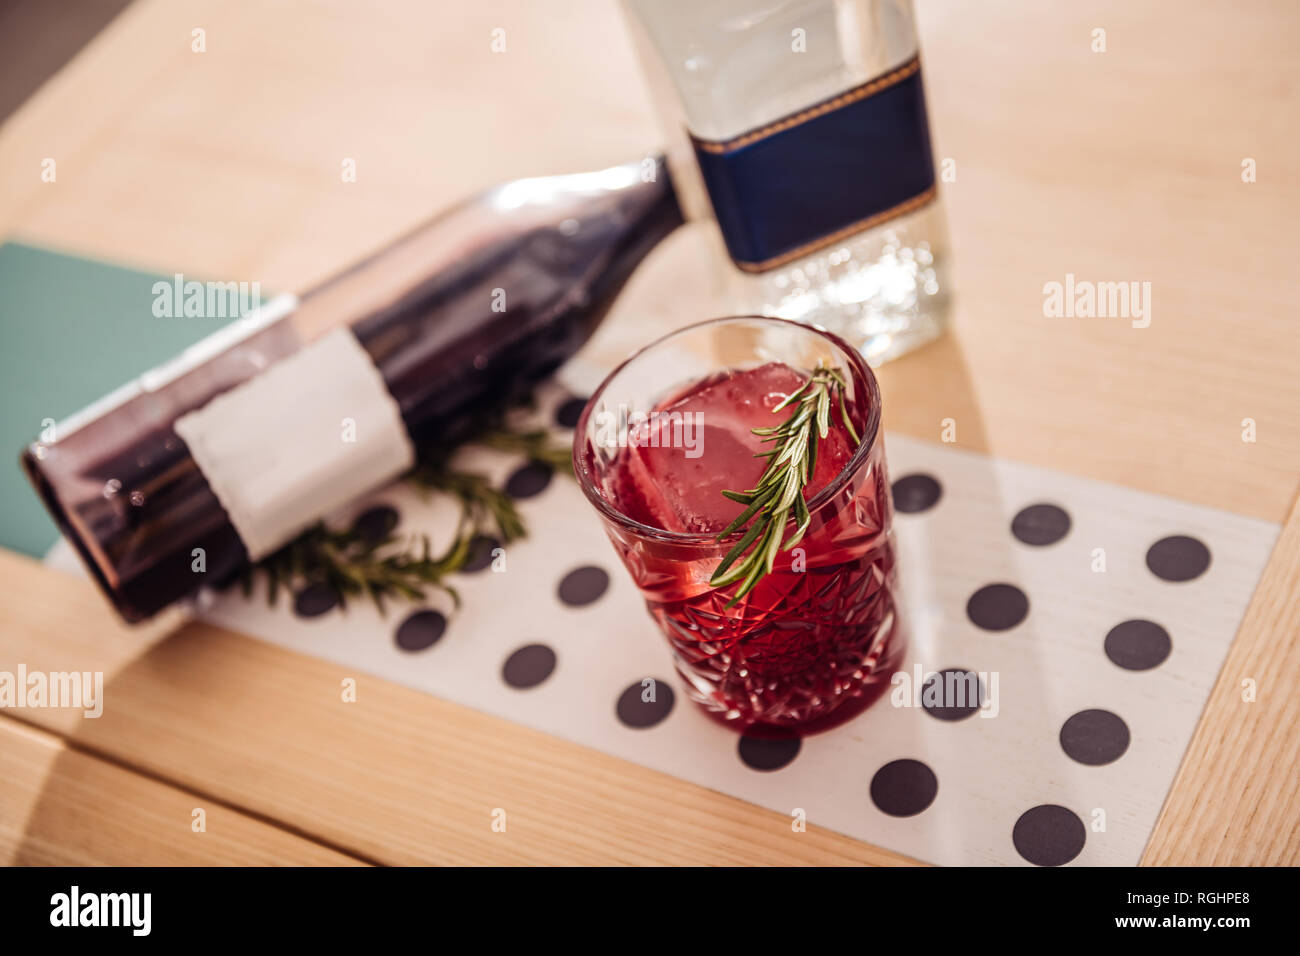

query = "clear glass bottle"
[{"left": 624, "top": 0, "right": 950, "bottom": 365}]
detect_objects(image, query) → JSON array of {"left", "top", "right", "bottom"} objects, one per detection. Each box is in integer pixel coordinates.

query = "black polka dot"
[
  {"left": 502, "top": 644, "right": 556, "bottom": 688},
  {"left": 1105, "top": 619, "right": 1172, "bottom": 671},
  {"left": 395, "top": 610, "right": 447, "bottom": 652},
  {"left": 557, "top": 565, "right": 609, "bottom": 607},
  {"left": 1013, "top": 804, "right": 1086, "bottom": 866},
  {"left": 921, "top": 669, "right": 984, "bottom": 721},
  {"left": 351, "top": 504, "right": 399, "bottom": 543},
  {"left": 461, "top": 535, "right": 501, "bottom": 574},
  {"left": 966, "top": 583, "right": 1029, "bottom": 631},
  {"left": 293, "top": 582, "right": 339, "bottom": 618},
  {"left": 891, "top": 473, "right": 942, "bottom": 514},
  {"left": 505, "top": 462, "right": 552, "bottom": 499},
  {"left": 1011, "top": 503, "right": 1071, "bottom": 546},
  {"left": 1146, "top": 535, "right": 1211, "bottom": 582},
  {"left": 738, "top": 735, "right": 801, "bottom": 771},
  {"left": 1060, "top": 709, "right": 1130, "bottom": 766},
  {"left": 870, "top": 759, "right": 938, "bottom": 817},
  {"left": 616, "top": 679, "right": 675, "bottom": 728},
  {"left": 554, "top": 395, "right": 588, "bottom": 429}
]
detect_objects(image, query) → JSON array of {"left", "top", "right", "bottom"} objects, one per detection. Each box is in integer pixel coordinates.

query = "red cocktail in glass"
[{"left": 575, "top": 317, "right": 902, "bottom": 737}]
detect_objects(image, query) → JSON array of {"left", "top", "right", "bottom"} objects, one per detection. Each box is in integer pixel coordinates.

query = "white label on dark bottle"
[{"left": 175, "top": 328, "right": 415, "bottom": 560}]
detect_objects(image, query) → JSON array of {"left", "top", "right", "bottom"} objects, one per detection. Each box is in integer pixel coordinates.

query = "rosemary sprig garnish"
[
  {"left": 709, "top": 363, "right": 860, "bottom": 607},
  {"left": 244, "top": 405, "right": 573, "bottom": 614}
]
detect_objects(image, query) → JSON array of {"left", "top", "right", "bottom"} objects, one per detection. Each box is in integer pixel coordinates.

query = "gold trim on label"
[{"left": 733, "top": 186, "right": 937, "bottom": 274}]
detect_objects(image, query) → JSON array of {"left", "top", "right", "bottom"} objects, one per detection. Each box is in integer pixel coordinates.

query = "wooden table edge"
[
  {"left": 1140, "top": 490, "right": 1300, "bottom": 866},
  {"left": 0, "top": 712, "right": 367, "bottom": 866}
]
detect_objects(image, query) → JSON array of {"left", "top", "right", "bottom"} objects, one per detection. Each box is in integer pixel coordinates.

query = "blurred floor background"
[{"left": 0, "top": 0, "right": 134, "bottom": 122}]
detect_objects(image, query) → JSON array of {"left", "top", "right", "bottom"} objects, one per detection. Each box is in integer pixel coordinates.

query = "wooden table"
[{"left": 1, "top": 0, "right": 1297, "bottom": 866}]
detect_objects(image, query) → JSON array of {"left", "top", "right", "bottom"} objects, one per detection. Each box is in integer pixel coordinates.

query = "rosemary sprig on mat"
[
  {"left": 248, "top": 520, "right": 471, "bottom": 614},
  {"left": 245, "top": 406, "right": 573, "bottom": 614},
  {"left": 709, "top": 364, "right": 859, "bottom": 607},
  {"left": 408, "top": 460, "right": 527, "bottom": 543}
]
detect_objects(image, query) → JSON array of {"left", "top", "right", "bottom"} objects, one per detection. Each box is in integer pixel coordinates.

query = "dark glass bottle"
[{"left": 23, "top": 158, "right": 682, "bottom": 622}]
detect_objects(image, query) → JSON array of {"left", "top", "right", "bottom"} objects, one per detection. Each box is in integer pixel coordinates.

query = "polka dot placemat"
[{"left": 196, "top": 386, "right": 1278, "bottom": 867}]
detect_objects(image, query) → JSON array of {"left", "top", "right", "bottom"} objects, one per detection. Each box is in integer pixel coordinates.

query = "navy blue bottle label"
[{"left": 691, "top": 55, "right": 936, "bottom": 274}]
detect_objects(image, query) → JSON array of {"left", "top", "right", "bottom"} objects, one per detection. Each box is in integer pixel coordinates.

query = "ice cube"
[{"left": 614, "top": 363, "right": 855, "bottom": 534}]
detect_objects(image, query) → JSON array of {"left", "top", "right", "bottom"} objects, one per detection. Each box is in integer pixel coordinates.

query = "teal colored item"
[{"left": 0, "top": 242, "right": 246, "bottom": 557}]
